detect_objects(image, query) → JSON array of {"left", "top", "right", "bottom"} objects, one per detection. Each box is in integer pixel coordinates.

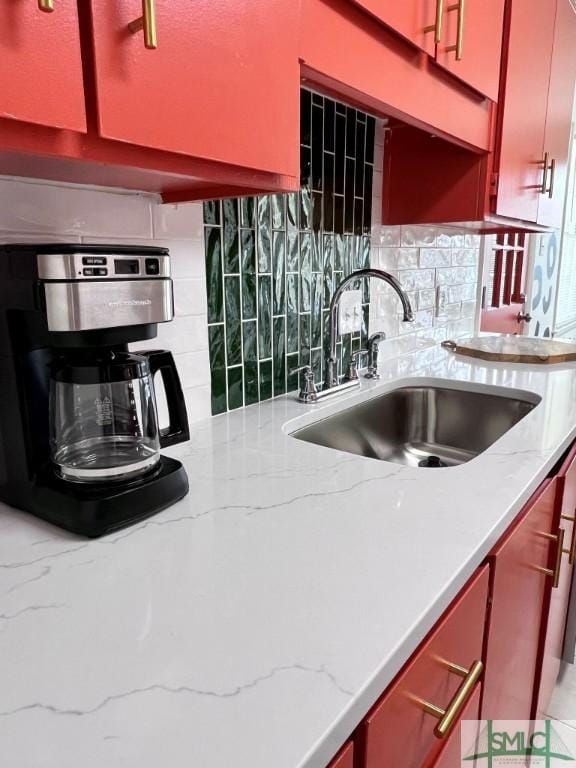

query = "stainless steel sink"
[{"left": 291, "top": 384, "right": 540, "bottom": 468}]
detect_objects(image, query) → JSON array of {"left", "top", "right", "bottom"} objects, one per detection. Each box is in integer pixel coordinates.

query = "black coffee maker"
[{"left": 0, "top": 244, "right": 190, "bottom": 537}]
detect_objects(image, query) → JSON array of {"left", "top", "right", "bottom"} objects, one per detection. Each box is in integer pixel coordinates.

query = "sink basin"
[{"left": 291, "top": 383, "right": 540, "bottom": 468}]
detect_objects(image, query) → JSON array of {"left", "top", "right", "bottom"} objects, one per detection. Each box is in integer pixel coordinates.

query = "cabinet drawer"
[
  {"left": 362, "top": 566, "right": 489, "bottom": 768},
  {"left": 327, "top": 741, "right": 354, "bottom": 768}
]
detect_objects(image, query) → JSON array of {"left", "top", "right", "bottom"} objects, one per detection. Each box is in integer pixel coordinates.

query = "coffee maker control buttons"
[
  {"left": 82, "top": 257, "right": 107, "bottom": 266},
  {"left": 83, "top": 267, "right": 108, "bottom": 277},
  {"left": 145, "top": 258, "right": 160, "bottom": 275}
]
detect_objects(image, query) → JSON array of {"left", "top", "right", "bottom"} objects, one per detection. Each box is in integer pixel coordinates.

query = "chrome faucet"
[
  {"left": 324, "top": 269, "right": 414, "bottom": 391},
  {"left": 295, "top": 268, "right": 414, "bottom": 403}
]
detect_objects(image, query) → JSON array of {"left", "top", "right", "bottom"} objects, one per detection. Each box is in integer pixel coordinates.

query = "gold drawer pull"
[
  {"left": 38, "top": 0, "right": 54, "bottom": 12},
  {"left": 129, "top": 0, "right": 158, "bottom": 50},
  {"left": 561, "top": 513, "right": 576, "bottom": 564},
  {"left": 411, "top": 659, "right": 483, "bottom": 739},
  {"left": 446, "top": 0, "right": 465, "bottom": 60},
  {"left": 424, "top": 0, "right": 444, "bottom": 43},
  {"left": 535, "top": 527, "right": 566, "bottom": 588}
]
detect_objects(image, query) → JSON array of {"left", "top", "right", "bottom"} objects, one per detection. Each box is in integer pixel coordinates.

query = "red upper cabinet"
[
  {"left": 536, "top": 0, "right": 576, "bottom": 228},
  {"left": 495, "top": 0, "right": 557, "bottom": 222},
  {"left": 0, "top": 0, "right": 86, "bottom": 132},
  {"left": 482, "top": 481, "right": 557, "bottom": 721},
  {"left": 435, "top": 0, "right": 505, "bottom": 101},
  {"left": 347, "top": 0, "right": 437, "bottom": 54},
  {"left": 88, "top": 0, "right": 300, "bottom": 177}
]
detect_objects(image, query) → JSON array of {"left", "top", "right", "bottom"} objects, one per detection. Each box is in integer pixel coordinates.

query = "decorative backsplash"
[{"left": 204, "top": 90, "right": 377, "bottom": 414}]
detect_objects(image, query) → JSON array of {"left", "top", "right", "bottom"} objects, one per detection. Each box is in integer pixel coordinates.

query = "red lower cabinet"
[
  {"left": 482, "top": 481, "right": 557, "bottom": 720},
  {"left": 536, "top": 445, "right": 576, "bottom": 715},
  {"left": 361, "top": 567, "right": 489, "bottom": 768},
  {"left": 327, "top": 741, "right": 354, "bottom": 768}
]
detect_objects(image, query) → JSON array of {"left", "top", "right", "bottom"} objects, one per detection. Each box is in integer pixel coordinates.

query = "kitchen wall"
[
  {"left": 0, "top": 176, "right": 211, "bottom": 423},
  {"left": 204, "top": 94, "right": 481, "bottom": 415}
]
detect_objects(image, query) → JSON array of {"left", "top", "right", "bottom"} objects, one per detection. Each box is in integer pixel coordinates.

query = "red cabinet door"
[
  {"left": 536, "top": 443, "right": 576, "bottom": 715},
  {"left": 0, "top": 0, "right": 85, "bottom": 132},
  {"left": 537, "top": 0, "right": 576, "bottom": 228},
  {"left": 88, "top": 1, "right": 299, "bottom": 177},
  {"left": 327, "top": 741, "right": 354, "bottom": 768},
  {"left": 348, "top": 0, "right": 437, "bottom": 54},
  {"left": 482, "top": 481, "right": 557, "bottom": 720},
  {"left": 362, "top": 567, "right": 489, "bottom": 768},
  {"left": 435, "top": 0, "right": 505, "bottom": 101},
  {"left": 495, "top": 0, "right": 556, "bottom": 222}
]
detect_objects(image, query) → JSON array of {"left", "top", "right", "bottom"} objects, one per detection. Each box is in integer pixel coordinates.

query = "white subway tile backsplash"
[
  {"left": 154, "top": 315, "right": 209, "bottom": 355},
  {"left": 0, "top": 177, "right": 154, "bottom": 237},
  {"left": 377, "top": 247, "right": 419, "bottom": 269},
  {"left": 401, "top": 225, "right": 437, "bottom": 247},
  {"left": 397, "top": 269, "right": 435, "bottom": 290},
  {"left": 419, "top": 248, "right": 452, "bottom": 268},
  {"left": 451, "top": 249, "right": 478, "bottom": 266},
  {"left": 418, "top": 288, "right": 436, "bottom": 309},
  {"left": 173, "top": 278, "right": 208, "bottom": 317},
  {"left": 152, "top": 202, "right": 204, "bottom": 240}
]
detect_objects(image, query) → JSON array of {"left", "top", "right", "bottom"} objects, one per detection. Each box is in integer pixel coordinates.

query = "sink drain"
[{"left": 418, "top": 455, "right": 447, "bottom": 468}]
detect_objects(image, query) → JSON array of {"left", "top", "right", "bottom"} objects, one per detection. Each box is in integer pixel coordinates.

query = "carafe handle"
[{"left": 140, "top": 350, "right": 190, "bottom": 447}]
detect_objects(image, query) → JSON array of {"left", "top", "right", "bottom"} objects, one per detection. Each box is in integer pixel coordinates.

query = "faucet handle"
[
  {"left": 291, "top": 365, "right": 319, "bottom": 403},
  {"left": 344, "top": 349, "right": 368, "bottom": 382},
  {"left": 365, "top": 332, "right": 386, "bottom": 380}
]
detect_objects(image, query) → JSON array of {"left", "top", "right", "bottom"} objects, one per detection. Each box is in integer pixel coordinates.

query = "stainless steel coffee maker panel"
[
  {"left": 43, "top": 279, "right": 174, "bottom": 332},
  {"left": 37, "top": 252, "right": 170, "bottom": 280}
]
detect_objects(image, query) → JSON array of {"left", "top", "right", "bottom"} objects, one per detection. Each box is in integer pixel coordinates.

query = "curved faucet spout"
[{"left": 325, "top": 268, "right": 414, "bottom": 389}]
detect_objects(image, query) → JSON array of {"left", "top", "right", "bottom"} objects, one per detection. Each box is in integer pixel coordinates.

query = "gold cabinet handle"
[
  {"left": 411, "top": 659, "right": 483, "bottom": 739},
  {"left": 424, "top": 0, "right": 444, "bottom": 43},
  {"left": 38, "top": 0, "right": 54, "bottom": 12},
  {"left": 561, "top": 513, "right": 576, "bottom": 564},
  {"left": 535, "top": 528, "right": 566, "bottom": 588},
  {"left": 547, "top": 158, "right": 556, "bottom": 199},
  {"left": 446, "top": 0, "right": 465, "bottom": 60},
  {"left": 128, "top": 0, "right": 158, "bottom": 50},
  {"left": 539, "top": 152, "right": 550, "bottom": 194}
]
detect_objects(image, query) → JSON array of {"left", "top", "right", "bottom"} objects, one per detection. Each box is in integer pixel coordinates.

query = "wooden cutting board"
[{"left": 441, "top": 335, "right": 576, "bottom": 364}]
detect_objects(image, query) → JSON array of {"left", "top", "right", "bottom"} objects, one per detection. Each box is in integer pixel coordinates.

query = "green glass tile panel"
[
  {"left": 208, "top": 324, "right": 226, "bottom": 415},
  {"left": 243, "top": 321, "right": 259, "bottom": 406},
  {"left": 312, "top": 231, "right": 322, "bottom": 272},
  {"left": 258, "top": 276, "right": 272, "bottom": 359},
  {"left": 272, "top": 195, "right": 286, "bottom": 230},
  {"left": 362, "top": 304, "right": 370, "bottom": 347},
  {"left": 273, "top": 317, "right": 286, "bottom": 397},
  {"left": 299, "top": 314, "right": 311, "bottom": 367},
  {"left": 222, "top": 199, "right": 239, "bottom": 274},
  {"left": 287, "top": 230, "right": 299, "bottom": 273},
  {"left": 241, "top": 229, "right": 256, "bottom": 271},
  {"left": 227, "top": 366, "right": 244, "bottom": 411},
  {"left": 311, "top": 348, "right": 322, "bottom": 385},
  {"left": 287, "top": 193, "right": 299, "bottom": 231},
  {"left": 203, "top": 200, "right": 221, "bottom": 225},
  {"left": 311, "top": 273, "right": 323, "bottom": 349},
  {"left": 242, "top": 272, "right": 257, "bottom": 321},
  {"left": 259, "top": 360, "right": 273, "bottom": 401},
  {"left": 286, "top": 274, "right": 299, "bottom": 355},
  {"left": 225, "top": 276, "right": 241, "bottom": 367},
  {"left": 241, "top": 197, "right": 255, "bottom": 228},
  {"left": 257, "top": 196, "right": 271, "bottom": 273},
  {"left": 286, "top": 352, "right": 300, "bottom": 392},
  {"left": 204, "top": 89, "right": 376, "bottom": 413},
  {"left": 272, "top": 231, "right": 286, "bottom": 316},
  {"left": 205, "top": 227, "right": 223, "bottom": 324},
  {"left": 300, "top": 233, "right": 311, "bottom": 312}
]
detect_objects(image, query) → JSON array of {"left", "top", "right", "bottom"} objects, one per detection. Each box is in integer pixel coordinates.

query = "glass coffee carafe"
[{"left": 49, "top": 350, "right": 188, "bottom": 484}]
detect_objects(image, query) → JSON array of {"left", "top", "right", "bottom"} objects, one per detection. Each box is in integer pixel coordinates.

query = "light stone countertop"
[{"left": 2, "top": 344, "right": 576, "bottom": 768}]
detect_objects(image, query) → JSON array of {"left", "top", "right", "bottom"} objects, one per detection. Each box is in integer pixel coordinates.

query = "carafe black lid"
[{"left": 51, "top": 351, "right": 150, "bottom": 384}]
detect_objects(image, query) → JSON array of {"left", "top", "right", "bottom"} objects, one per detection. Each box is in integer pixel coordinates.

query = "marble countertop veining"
[{"left": 2, "top": 345, "right": 576, "bottom": 768}]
